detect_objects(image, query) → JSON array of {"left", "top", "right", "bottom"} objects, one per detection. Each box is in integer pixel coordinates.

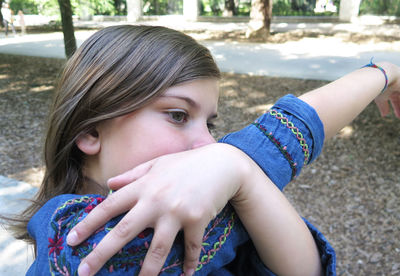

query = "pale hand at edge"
[
  {"left": 374, "top": 62, "right": 400, "bottom": 118},
  {"left": 66, "top": 143, "right": 249, "bottom": 276}
]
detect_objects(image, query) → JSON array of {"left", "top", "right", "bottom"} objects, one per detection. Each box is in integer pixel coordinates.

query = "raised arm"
[
  {"left": 65, "top": 61, "right": 399, "bottom": 276},
  {"left": 299, "top": 61, "right": 400, "bottom": 139},
  {"left": 63, "top": 144, "right": 323, "bottom": 276}
]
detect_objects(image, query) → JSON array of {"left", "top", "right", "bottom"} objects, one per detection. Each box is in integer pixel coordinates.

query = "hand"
[
  {"left": 66, "top": 143, "right": 251, "bottom": 276},
  {"left": 374, "top": 63, "right": 400, "bottom": 118}
]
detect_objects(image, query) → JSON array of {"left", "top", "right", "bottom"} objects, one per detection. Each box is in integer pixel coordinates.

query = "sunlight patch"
[
  {"left": 338, "top": 125, "right": 354, "bottom": 138},
  {"left": 29, "top": 85, "right": 54, "bottom": 93}
]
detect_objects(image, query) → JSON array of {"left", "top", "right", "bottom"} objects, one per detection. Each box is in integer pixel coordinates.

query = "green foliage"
[
  {"left": 273, "top": 0, "right": 339, "bottom": 16},
  {"left": 113, "top": 0, "right": 126, "bottom": 15},
  {"left": 359, "top": 0, "right": 400, "bottom": 16},
  {"left": 9, "top": 0, "right": 59, "bottom": 15},
  {"left": 9, "top": 0, "right": 118, "bottom": 16},
  {"left": 200, "top": 0, "right": 250, "bottom": 16},
  {"left": 11, "top": 0, "right": 400, "bottom": 18},
  {"left": 9, "top": 0, "right": 39, "bottom": 14},
  {"left": 236, "top": 0, "right": 251, "bottom": 15},
  {"left": 85, "top": 0, "right": 115, "bottom": 15}
]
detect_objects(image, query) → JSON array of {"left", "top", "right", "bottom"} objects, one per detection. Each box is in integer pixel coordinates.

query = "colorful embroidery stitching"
[
  {"left": 196, "top": 212, "right": 235, "bottom": 271},
  {"left": 269, "top": 109, "right": 310, "bottom": 164},
  {"left": 48, "top": 196, "right": 237, "bottom": 275},
  {"left": 252, "top": 122, "right": 297, "bottom": 180}
]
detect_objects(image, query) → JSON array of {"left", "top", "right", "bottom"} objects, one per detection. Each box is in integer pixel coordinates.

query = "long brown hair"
[{"left": 7, "top": 25, "right": 220, "bottom": 244}]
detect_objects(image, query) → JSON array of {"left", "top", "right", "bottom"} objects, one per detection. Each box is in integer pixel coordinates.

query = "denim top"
[{"left": 27, "top": 95, "right": 336, "bottom": 275}]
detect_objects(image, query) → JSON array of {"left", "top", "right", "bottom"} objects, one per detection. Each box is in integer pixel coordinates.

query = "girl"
[{"left": 8, "top": 25, "right": 399, "bottom": 275}]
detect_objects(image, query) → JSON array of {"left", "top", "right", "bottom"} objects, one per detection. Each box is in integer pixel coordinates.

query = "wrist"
[
  {"left": 213, "top": 143, "right": 257, "bottom": 200},
  {"left": 376, "top": 62, "right": 399, "bottom": 87}
]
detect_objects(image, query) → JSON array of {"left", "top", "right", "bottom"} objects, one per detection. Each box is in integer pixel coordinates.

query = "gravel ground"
[{"left": 0, "top": 26, "right": 399, "bottom": 275}]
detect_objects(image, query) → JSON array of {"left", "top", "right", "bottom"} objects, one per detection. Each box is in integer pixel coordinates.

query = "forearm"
[
  {"left": 299, "top": 62, "right": 398, "bottom": 139},
  {"left": 230, "top": 150, "right": 322, "bottom": 276}
]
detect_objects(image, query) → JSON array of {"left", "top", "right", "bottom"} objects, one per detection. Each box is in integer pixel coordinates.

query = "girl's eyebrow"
[
  {"left": 160, "top": 95, "right": 198, "bottom": 108},
  {"left": 160, "top": 94, "right": 218, "bottom": 118}
]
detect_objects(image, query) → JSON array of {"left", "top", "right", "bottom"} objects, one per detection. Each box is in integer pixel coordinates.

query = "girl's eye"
[{"left": 168, "top": 111, "right": 188, "bottom": 124}]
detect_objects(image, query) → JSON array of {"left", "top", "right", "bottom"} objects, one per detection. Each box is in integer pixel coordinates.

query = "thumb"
[{"left": 107, "top": 159, "right": 155, "bottom": 190}]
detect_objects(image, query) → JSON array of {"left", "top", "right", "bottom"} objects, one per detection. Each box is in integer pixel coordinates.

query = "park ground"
[{"left": 0, "top": 21, "right": 399, "bottom": 274}]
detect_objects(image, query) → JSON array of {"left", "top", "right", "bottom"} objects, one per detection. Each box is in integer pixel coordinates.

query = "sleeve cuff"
[
  {"left": 303, "top": 218, "right": 337, "bottom": 275},
  {"left": 219, "top": 94, "right": 325, "bottom": 190}
]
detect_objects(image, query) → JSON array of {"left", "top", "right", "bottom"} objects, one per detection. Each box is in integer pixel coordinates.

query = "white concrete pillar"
[
  {"left": 127, "top": 0, "right": 142, "bottom": 22},
  {"left": 339, "top": 0, "right": 361, "bottom": 22},
  {"left": 79, "top": 0, "right": 92, "bottom": 21},
  {"left": 183, "top": 0, "right": 199, "bottom": 21}
]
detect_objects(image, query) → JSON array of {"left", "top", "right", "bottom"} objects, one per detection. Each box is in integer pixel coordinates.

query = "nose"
[{"left": 191, "top": 128, "right": 216, "bottom": 149}]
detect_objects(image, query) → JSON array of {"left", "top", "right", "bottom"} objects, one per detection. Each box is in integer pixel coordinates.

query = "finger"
[
  {"left": 78, "top": 202, "right": 153, "bottom": 276},
  {"left": 389, "top": 93, "right": 400, "bottom": 118},
  {"left": 67, "top": 186, "right": 138, "bottom": 246},
  {"left": 139, "top": 219, "right": 180, "bottom": 276},
  {"left": 107, "top": 159, "right": 155, "bottom": 190},
  {"left": 374, "top": 97, "right": 390, "bottom": 117},
  {"left": 182, "top": 224, "right": 206, "bottom": 276}
]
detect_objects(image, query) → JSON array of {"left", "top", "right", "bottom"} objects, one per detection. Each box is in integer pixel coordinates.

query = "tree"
[
  {"left": 58, "top": 0, "right": 77, "bottom": 58},
  {"left": 223, "top": 0, "right": 237, "bottom": 16},
  {"left": 0, "top": 0, "right": 4, "bottom": 27},
  {"left": 246, "top": 0, "right": 273, "bottom": 39}
]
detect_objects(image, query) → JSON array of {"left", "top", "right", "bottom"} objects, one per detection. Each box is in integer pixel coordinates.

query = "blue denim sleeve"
[
  {"left": 218, "top": 94, "right": 336, "bottom": 275},
  {"left": 303, "top": 218, "right": 337, "bottom": 275},
  {"left": 27, "top": 195, "right": 251, "bottom": 275},
  {"left": 219, "top": 94, "right": 325, "bottom": 190}
]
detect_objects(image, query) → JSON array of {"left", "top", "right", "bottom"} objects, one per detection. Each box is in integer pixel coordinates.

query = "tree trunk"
[
  {"left": 0, "top": 0, "right": 4, "bottom": 27},
  {"left": 246, "top": 0, "right": 272, "bottom": 40},
  {"left": 58, "top": 0, "right": 77, "bottom": 58},
  {"left": 223, "top": 0, "right": 237, "bottom": 16}
]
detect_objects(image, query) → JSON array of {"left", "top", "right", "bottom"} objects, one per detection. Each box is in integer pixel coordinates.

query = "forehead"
[{"left": 162, "top": 79, "right": 219, "bottom": 105}]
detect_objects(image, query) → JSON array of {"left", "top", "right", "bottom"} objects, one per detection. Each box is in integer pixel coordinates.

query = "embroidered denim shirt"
[{"left": 27, "top": 95, "right": 336, "bottom": 275}]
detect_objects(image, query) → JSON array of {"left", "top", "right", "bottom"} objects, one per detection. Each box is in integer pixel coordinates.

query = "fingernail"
[
  {"left": 185, "top": 268, "right": 195, "bottom": 276},
  {"left": 78, "top": 263, "right": 90, "bottom": 276},
  {"left": 67, "top": 230, "right": 78, "bottom": 245}
]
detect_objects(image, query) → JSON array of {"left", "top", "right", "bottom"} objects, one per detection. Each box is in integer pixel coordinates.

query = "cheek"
[
  {"left": 117, "top": 130, "right": 189, "bottom": 171},
  {"left": 139, "top": 133, "right": 189, "bottom": 160}
]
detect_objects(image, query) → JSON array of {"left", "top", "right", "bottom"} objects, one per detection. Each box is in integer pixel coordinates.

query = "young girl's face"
[{"left": 80, "top": 79, "right": 219, "bottom": 190}]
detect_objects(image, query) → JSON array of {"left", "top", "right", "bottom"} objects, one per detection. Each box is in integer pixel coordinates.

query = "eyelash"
[
  {"left": 167, "top": 110, "right": 188, "bottom": 124},
  {"left": 166, "top": 110, "right": 216, "bottom": 131}
]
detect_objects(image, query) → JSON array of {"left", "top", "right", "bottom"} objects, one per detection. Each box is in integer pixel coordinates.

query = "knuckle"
[
  {"left": 149, "top": 242, "right": 169, "bottom": 262},
  {"left": 99, "top": 193, "right": 118, "bottom": 212},
  {"left": 185, "top": 209, "right": 205, "bottom": 223},
  {"left": 113, "top": 219, "right": 131, "bottom": 238},
  {"left": 185, "top": 241, "right": 201, "bottom": 258},
  {"left": 85, "top": 248, "right": 106, "bottom": 266},
  {"left": 74, "top": 219, "right": 89, "bottom": 235}
]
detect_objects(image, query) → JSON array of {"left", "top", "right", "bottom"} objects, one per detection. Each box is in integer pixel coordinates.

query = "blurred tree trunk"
[
  {"left": 0, "top": 0, "right": 4, "bottom": 27},
  {"left": 153, "top": 0, "right": 160, "bottom": 14},
  {"left": 58, "top": 0, "right": 77, "bottom": 58},
  {"left": 223, "top": 0, "right": 237, "bottom": 16},
  {"left": 246, "top": 0, "right": 273, "bottom": 40}
]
